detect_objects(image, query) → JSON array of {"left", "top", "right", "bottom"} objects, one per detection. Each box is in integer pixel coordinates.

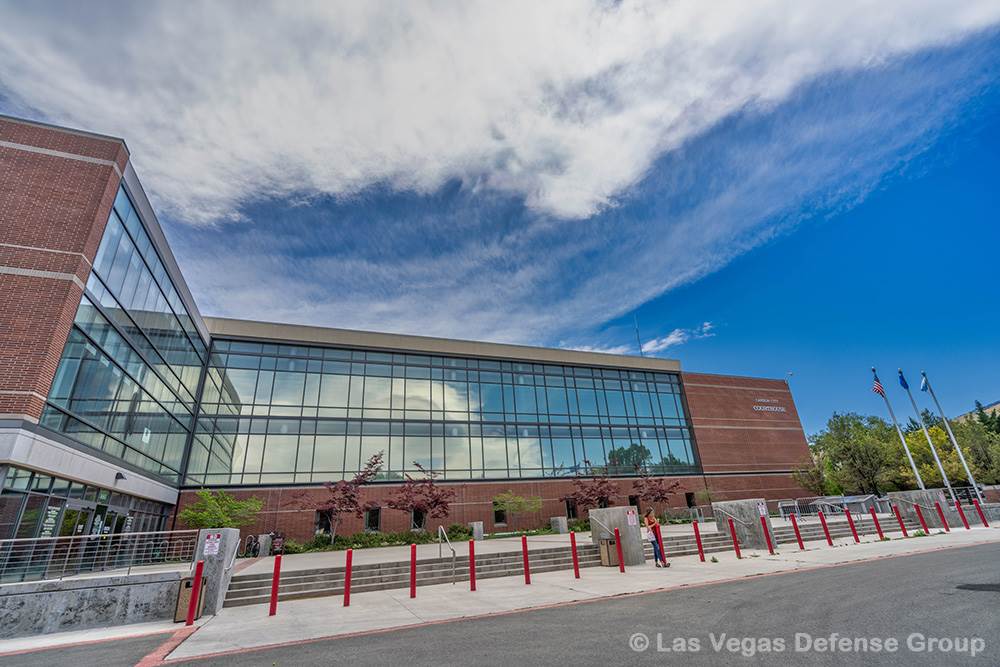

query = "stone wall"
[{"left": 0, "top": 571, "right": 181, "bottom": 639}]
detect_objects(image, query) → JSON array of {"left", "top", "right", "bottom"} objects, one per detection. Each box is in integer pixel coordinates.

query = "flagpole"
[
  {"left": 900, "top": 369, "right": 956, "bottom": 503},
  {"left": 921, "top": 371, "right": 983, "bottom": 505},
  {"left": 874, "top": 368, "right": 924, "bottom": 490}
]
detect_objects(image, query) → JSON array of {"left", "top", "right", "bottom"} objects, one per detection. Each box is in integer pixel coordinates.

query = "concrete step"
[{"left": 224, "top": 520, "right": 927, "bottom": 607}]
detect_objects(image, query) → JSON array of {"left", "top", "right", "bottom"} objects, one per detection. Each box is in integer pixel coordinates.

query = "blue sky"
[{"left": 1, "top": 3, "right": 998, "bottom": 433}]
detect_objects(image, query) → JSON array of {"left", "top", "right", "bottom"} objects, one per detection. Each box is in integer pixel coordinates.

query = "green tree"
[
  {"left": 952, "top": 418, "right": 1000, "bottom": 485},
  {"left": 812, "top": 413, "right": 896, "bottom": 495},
  {"left": 492, "top": 491, "right": 543, "bottom": 529},
  {"left": 178, "top": 490, "right": 263, "bottom": 529},
  {"left": 792, "top": 446, "right": 841, "bottom": 496},
  {"left": 973, "top": 401, "right": 1000, "bottom": 435}
]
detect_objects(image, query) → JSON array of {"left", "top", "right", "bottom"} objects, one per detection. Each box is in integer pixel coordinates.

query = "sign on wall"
[
  {"left": 753, "top": 398, "right": 787, "bottom": 413},
  {"left": 204, "top": 532, "right": 222, "bottom": 556}
]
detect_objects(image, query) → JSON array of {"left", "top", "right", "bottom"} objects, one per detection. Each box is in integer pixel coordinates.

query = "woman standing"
[{"left": 643, "top": 508, "right": 669, "bottom": 568}]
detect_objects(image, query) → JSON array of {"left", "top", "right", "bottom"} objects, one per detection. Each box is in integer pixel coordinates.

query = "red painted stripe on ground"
[
  {"left": 158, "top": 535, "right": 1000, "bottom": 664},
  {"left": 135, "top": 626, "right": 198, "bottom": 667}
]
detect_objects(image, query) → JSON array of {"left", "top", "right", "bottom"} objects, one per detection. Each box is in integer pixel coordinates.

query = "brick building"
[{"left": 0, "top": 114, "right": 812, "bottom": 543}]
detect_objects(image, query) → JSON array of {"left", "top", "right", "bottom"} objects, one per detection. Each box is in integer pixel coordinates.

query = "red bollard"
[
  {"left": 693, "top": 520, "right": 706, "bottom": 562},
  {"left": 521, "top": 534, "right": 531, "bottom": 584},
  {"left": 955, "top": 501, "right": 971, "bottom": 530},
  {"left": 268, "top": 554, "right": 282, "bottom": 616},
  {"left": 410, "top": 543, "right": 417, "bottom": 598},
  {"left": 654, "top": 523, "right": 667, "bottom": 565},
  {"left": 893, "top": 505, "right": 909, "bottom": 537},
  {"left": 818, "top": 511, "right": 833, "bottom": 546},
  {"left": 915, "top": 505, "right": 930, "bottom": 534},
  {"left": 469, "top": 539, "right": 476, "bottom": 591},
  {"left": 569, "top": 531, "right": 581, "bottom": 579},
  {"left": 790, "top": 514, "right": 805, "bottom": 550},
  {"left": 613, "top": 527, "right": 625, "bottom": 573},
  {"left": 343, "top": 548, "right": 353, "bottom": 607},
  {"left": 186, "top": 559, "right": 204, "bottom": 626},
  {"left": 844, "top": 509, "right": 860, "bottom": 543},
  {"left": 973, "top": 499, "right": 990, "bottom": 528},
  {"left": 727, "top": 518, "right": 742, "bottom": 559},
  {"left": 934, "top": 502, "right": 950, "bottom": 532},
  {"left": 760, "top": 515, "right": 775, "bottom": 554},
  {"left": 869, "top": 507, "right": 885, "bottom": 541}
]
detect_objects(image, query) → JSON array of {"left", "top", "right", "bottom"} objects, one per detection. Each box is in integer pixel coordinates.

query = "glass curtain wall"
[
  {"left": 189, "top": 340, "right": 699, "bottom": 486},
  {"left": 41, "top": 186, "right": 207, "bottom": 484}
]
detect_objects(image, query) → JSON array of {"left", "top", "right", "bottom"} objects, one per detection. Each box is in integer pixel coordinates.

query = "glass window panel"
[
  {"left": 405, "top": 378, "right": 431, "bottom": 410},
  {"left": 253, "top": 371, "right": 274, "bottom": 404},
  {"left": 604, "top": 390, "right": 627, "bottom": 416},
  {"left": 313, "top": 434, "right": 346, "bottom": 473},
  {"left": 546, "top": 386, "right": 568, "bottom": 414},
  {"left": 271, "top": 371, "right": 305, "bottom": 406},
  {"left": 319, "top": 374, "right": 350, "bottom": 407},
  {"left": 658, "top": 393, "right": 679, "bottom": 418},
  {"left": 513, "top": 385, "right": 536, "bottom": 413},
  {"left": 444, "top": 381, "right": 468, "bottom": 412}
]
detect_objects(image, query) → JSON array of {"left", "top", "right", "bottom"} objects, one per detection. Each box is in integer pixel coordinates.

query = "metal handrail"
[
  {"left": 713, "top": 506, "right": 751, "bottom": 527},
  {"left": 0, "top": 529, "right": 199, "bottom": 584},
  {"left": 893, "top": 497, "right": 937, "bottom": 512},
  {"left": 224, "top": 539, "right": 239, "bottom": 573},
  {"left": 436, "top": 525, "right": 457, "bottom": 585},
  {"left": 589, "top": 514, "right": 614, "bottom": 537}
]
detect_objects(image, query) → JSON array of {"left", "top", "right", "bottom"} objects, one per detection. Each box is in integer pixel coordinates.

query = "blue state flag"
[
  {"left": 898, "top": 370, "right": 909, "bottom": 390},
  {"left": 920, "top": 375, "right": 929, "bottom": 392}
]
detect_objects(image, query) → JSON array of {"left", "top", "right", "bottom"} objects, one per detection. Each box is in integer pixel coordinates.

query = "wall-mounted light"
[{"left": 115, "top": 472, "right": 127, "bottom": 482}]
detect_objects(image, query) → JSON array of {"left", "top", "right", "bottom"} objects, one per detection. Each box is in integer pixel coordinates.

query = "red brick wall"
[
  {"left": 0, "top": 117, "right": 127, "bottom": 420},
  {"left": 682, "top": 371, "right": 811, "bottom": 499},
  {"left": 174, "top": 476, "right": 719, "bottom": 542}
]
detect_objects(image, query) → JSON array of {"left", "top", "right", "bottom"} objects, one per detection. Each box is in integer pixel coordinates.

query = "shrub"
[
  {"left": 568, "top": 518, "right": 591, "bottom": 533},
  {"left": 282, "top": 539, "right": 306, "bottom": 555},
  {"left": 446, "top": 523, "right": 473, "bottom": 540}
]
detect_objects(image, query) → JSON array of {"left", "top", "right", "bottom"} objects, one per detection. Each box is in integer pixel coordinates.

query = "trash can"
[
  {"left": 174, "top": 575, "right": 207, "bottom": 622},
  {"left": 599, "top": 538, "right": 619, "bottom": 567}
]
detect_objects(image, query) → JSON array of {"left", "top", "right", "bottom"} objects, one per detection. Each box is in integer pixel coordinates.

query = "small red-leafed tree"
[
  {"left": 386, "top": 463, "right": 457, "bottom": 530},
  {"left": 561, "top": 460, "right": 619, "bottom": 515},
  {"left": 631, "top": 465, "right": 682, "bottom": 511},
  {"left": 298, "top": 452, "right": 383, "bottom": 542}
]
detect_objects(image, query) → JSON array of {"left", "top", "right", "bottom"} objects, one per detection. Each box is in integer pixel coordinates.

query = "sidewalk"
[{"left": 166, "top": 523, "right": 999, "bottom": 661}]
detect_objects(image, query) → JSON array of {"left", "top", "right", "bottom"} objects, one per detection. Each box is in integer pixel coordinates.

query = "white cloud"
[
  {"left": 642, "top": 322, "right": 716, "bottom": 355},
  {"left": 1, "top": 3, "right": 998, "bottom": 346},
  {"left": 0, "top": 2, "right": 997, "bottom": 224}
]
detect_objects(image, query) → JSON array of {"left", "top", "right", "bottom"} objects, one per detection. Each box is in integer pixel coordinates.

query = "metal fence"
[{"left": 0, "top": 529, "right": 198, "bottom": 584}]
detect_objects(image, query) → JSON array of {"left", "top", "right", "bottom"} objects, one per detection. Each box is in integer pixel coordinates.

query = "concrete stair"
[{"left": 222, "top": 515, "right": 921, "bottom": 607}]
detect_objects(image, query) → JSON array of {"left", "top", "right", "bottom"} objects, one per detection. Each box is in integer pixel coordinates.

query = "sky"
[{"left": 1, "top": 2, "right": 998, "bottom": 434}]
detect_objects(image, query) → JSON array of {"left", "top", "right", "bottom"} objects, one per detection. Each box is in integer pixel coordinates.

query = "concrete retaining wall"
[{"left": 0, "top": 571, "right": 181, "bottom": 639}]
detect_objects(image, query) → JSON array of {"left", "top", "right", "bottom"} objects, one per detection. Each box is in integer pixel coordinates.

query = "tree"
[
  {"left": 302, "top": 452, "right": 383, "bottom": 541},
  {"left": 812, "top": 413, "right": 896, "bottom": 495},
  {"left": 792, "top": 446, "right": 841, "bottom": 496},
  {"left": 178, "top": 490, "right": 262, "bottom": 529},
  {"left": 561, "top": 461, "right": 619, "bottom": 514},
  {"left": 630, "top": 466, "right": 681, "bottom": 507},
  {"left": 952, "top": 418, "right": 1000, "bottom": 485},
  {"left": 974, "top": 401, "right": 1000, "bottom": 435},
  {"left": 607, "top": 443, "right": 652, "bottom": 473},
  {"left": 492, "top": 491, "right": 542, "bottom": 529},
  {"left": 386, "top": 463, "right": 456, "bottom": 530}
]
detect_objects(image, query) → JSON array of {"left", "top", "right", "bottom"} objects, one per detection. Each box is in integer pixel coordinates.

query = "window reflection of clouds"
[{"left": 188, "top": 341, "right": 698, "bottom": 485}]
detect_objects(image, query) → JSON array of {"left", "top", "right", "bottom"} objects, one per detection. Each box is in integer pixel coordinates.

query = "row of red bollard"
[{"left": 261, "top": 500, "right": 991, "bottom": 616}]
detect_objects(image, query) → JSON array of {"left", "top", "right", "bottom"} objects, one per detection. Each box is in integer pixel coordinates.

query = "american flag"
[{"left": 872, "top": 372, "right": 885, "bottom": 397}]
